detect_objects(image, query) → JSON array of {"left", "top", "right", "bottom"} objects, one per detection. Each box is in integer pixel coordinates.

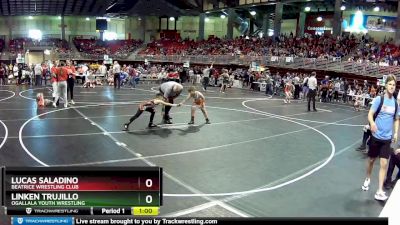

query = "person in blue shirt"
[{"left": 361, "top": 74, "right": 399, "bottom": 201}]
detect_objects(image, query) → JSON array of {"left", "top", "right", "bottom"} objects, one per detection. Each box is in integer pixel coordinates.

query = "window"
[
  {"left": 104, "top": 31, "right": 117, "bottom": 41},
  {"left": 28, "top": 29, "right": 42, "bottom": 40}
]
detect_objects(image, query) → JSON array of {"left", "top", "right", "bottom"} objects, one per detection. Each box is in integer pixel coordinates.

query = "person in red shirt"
[
  {"left": 53, "top": 61, "right": 69, "bottom": 108},
  {"left": 284, "top": 79, "right": 294, "bottom": 104},
  {"left": 50, "top": 61, "right": 59, "bottom": 104}
]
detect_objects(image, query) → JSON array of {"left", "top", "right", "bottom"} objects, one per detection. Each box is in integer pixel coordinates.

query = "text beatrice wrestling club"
[{"left": 10, "top": 177, "right": 79, "bottom": 190}]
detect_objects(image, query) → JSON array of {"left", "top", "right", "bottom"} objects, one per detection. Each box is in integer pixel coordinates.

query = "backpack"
[
  {"left": 303, "top": 78, "right": 308, "bottom": 87},
  {"left": 373, "top": 95, "right": 398, "bottom": 121}
]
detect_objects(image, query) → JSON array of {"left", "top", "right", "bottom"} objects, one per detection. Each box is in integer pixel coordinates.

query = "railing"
[
  {"left": 52, "top": 52, "right": 400, "bottom": 78},
  {"left": 0, "top": 52, "right": 10, "bottom": 61},
  {"left": 130, "top": 54, "right": 400, "bottom": 77}
]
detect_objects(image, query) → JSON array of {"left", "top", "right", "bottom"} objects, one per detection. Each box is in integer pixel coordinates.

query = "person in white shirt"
[
  {"left": 202, "top": 63, "right": 213, "bottom": 91},
  {"left": 334, "top": 79, "right": 341, "bottom": 102},
  {"left": 107, "top": 68, "right": 114, "bottom": 86},
  {"left": 113, "top": 61, "right": 121, "bottom": 89},
  {"left": 79, "top": 64, "right": 88, "bottom": 84},
  {"left": 34, "top": 63, "right": 43, "bottom": 86},
  {"left": 13, "top": 63, "right": 18, "bottom": 76},
  {"left": 189, "top": 68, "right": 195, "bottom": 84},
  {"left": 99, "top": 62, "right": 107, "bottom": 77},
  {"left": 13, "top": 64, "right": 18, "bottom": 84},
  {"left": 307, "top": 72, "right": 318, "bottom": 112}
]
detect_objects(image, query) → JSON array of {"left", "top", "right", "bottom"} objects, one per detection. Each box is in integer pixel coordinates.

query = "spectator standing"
[
  {"left": 293, "top": 74, "right": 300, "bottom": 99},
  {"left": 66, "top": 60, "right": 77, "bottom": 105},
  {"left": 361, "top": 74, "right": 399, "bottom": 201},
  {"left": 113, "top": 61, "right": 121, "bottom": 89},
  {"left": 53, "top": 61, "right": 69, "bottom": 108},
  {"left": 202, "top": 63, "right": 213, "bottom": 91},
  {"left": 99, "top": 62, "right": 107, "bottom": 80},
  {"left": 128, "top": 65, "right": 137, "bottom": 88},
  {"left": 34, "top": 63, "right": 43, "bottom": 86},
  {"left": 307, "top": 72, "right": 318, "bottom": 112},
  {"left": 0, "top": 63, "right": 6, "bottom": 85}
]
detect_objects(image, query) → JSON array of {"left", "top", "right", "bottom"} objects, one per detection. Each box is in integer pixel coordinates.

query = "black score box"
[
  {"left": 92, "top": 207, "right": 131, "bottom": 215},
  {"left": 6, "top": 207, "right": 91, "bottom": 215}
]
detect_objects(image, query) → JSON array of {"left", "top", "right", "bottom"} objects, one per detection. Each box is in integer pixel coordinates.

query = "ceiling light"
[
  {"left": 317, "top": 16, "right": 322, "bottom": 22},
  {"left": 373, "top": 6, "right": 379, "bottom": 12},
  {"left": 250, "top": 11, "right": 256, "bottom": 16},
  {"left": 169, "top": 17, "right": 175, "bottom": 21},
  {"left": 86, "top": 17, "right": 90, "bottom": 21},
  {"left": 106, "top": 18, "right": 111, "bottom": 22},
  {"left": 28, "top": 16, "right": 33, "bottom": 19},
  {"left": 58, "top": 16, "right": 62, "bottom": 19},
  {"left": 220, "top": 14, "right": 226, "bottom": 19},
  {"left": 340, "top": 6, "right": 346, "bottom": 11},
  {"left": 305, "top": 7, "right": 311, "bottom": 12}
]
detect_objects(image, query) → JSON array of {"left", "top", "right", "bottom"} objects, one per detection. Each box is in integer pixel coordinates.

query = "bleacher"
[
  {"left": 9, "top": 37, "right": 70, "bottom": 56},
  {"left": 9, "top": 38, "right": 29, "bottom": 54},
  {"left": 139, "top": 38, "right": 195, "bottom": 55},
  {"left": 73, "top": 38, "right": 143, "bottom": 59},
  {"left": 139, "top": 35, "right": 358, "bottom": 57},
  {"left": 134, "top": 34, "right": 400, "bottom": 79}
]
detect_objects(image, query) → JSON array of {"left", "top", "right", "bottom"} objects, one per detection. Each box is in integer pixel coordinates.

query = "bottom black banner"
[{"left": 73, "top": 217, "right": 387, "bottom": 225}]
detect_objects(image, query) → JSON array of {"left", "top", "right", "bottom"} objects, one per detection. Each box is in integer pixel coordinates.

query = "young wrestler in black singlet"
[{"left": 123, "top": 93, "right": 179, "bottom": 131}]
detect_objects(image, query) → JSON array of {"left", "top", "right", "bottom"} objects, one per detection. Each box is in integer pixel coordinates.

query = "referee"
[
  {"left": 307, "top": 72, "right": 317, "bottom": 112},
  {"left": 159, "top": 81, "right": 183, "bottom": 124}
]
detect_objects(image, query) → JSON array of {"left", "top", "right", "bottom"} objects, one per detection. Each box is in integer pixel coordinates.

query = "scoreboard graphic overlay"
[{"left": 1, "top": 167, "right": 162, "bottom": 216}]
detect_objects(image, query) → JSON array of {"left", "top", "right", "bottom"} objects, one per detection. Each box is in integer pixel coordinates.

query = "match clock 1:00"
[{"left": 132, "top": 207, "right": 159, "bottom": 216}]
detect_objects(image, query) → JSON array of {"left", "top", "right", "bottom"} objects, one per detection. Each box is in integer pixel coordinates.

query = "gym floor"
[{"left": 0, "top": 84, "right": 395, "bottom": 221}]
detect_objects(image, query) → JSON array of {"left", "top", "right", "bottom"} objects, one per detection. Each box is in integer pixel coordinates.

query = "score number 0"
[{"left": 145, "top": 179, "right": 153, "bottom": 204}]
